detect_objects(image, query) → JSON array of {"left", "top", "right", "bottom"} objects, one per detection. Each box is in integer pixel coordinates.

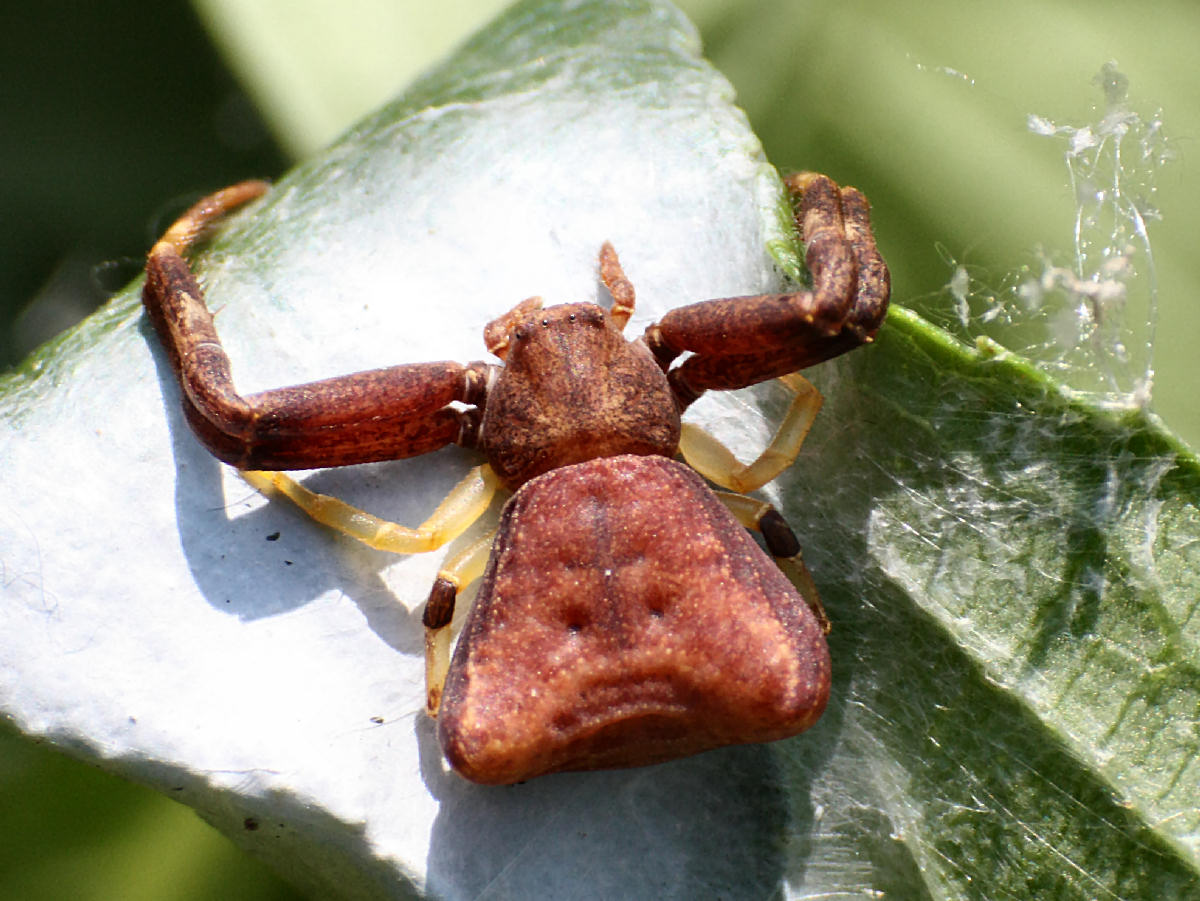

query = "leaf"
[
  {"left": 0, "top": 1, "right": 797, "bottom": 897},
  {"left": 190, "top": 0, "right": 513, "bottom": 157},
  {"left": 1, "top": 2, "right": 1197, "bottom": 900},
  {"left": 780, "top": 309, "right": 1200, "bottom": 898}
]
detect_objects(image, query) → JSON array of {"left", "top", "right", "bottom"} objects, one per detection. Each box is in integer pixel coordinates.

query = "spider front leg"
[
  {"left": 143, "top": 181, "right": 497, "bottom": 470},
  {"left": 144, "top": 182, "right": 515, "bottom": 721},
  {"left": 644, "top": 172, "right": 890, "bottom": 409}
]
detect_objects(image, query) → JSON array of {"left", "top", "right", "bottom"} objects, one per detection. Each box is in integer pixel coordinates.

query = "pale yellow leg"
[
  {"left": 679, "top": 372, "right": 822, "bottom": 493},
  {"left": 240, "top": 464, "right": 500, "bottom": 554},
  {"left": 714, "top": 489, "right": 831, "bottom": 635},
  {"left": 424, "top": 532, "right": 495, "bottom": 716},
  {"left": 713, "top": 491, "right": 773, "bottom": 532}
]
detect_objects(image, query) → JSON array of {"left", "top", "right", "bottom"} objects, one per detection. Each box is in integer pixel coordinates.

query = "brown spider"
[{"left": 143, "top": 172, "right": 889, "bottom": 785}]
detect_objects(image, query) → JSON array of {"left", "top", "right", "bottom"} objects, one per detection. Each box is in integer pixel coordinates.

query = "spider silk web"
[
  {"left": 930, "top": 61, "right": 1170, "bottom": 410},
  {"left": 772, "top": 62, "right": 1198, "bottom": 901}
]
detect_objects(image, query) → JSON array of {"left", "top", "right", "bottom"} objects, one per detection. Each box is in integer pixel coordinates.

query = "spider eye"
[
  {"left": 568, "top": 313, "right": 577, "bottom": 322},
  {"left": 541, "top": 318, "right": 550, "bottom": 327},
  {"left": 513, "top": 326, "right": 526, "bottom": 340}
]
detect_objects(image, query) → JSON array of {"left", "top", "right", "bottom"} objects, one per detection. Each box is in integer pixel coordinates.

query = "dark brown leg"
[
  {"left": 143, "top": 182, "right": 495, "bottom": 470},
  {"left": 643, "top": 173, "right": 890, "bottom": 409}
]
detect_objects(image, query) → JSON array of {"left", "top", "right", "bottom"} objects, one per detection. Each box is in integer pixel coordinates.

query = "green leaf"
[
  {"left": 190, "top": 0, "right": 513, "bottom": 158},
  {"left": 776, "top": 306, "right": 1200, "bottom": 897},
  {"left": 687, "top": 0, "right": 1200, "bottom": 453},
  {"left": 1, "top": 0, "right": 1197, "bottom": 899}
]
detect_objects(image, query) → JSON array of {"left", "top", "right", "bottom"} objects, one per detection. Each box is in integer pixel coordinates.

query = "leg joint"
[{"left": 423, "top": 578, "right": 458, "bottom": 630}]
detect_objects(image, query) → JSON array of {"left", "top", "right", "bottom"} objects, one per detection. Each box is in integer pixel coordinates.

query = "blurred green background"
[{"left": 2, "top": 0, "right": 1197, "bottom": 898}]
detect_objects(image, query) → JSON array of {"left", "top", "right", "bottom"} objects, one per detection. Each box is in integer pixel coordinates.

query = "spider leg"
[
  {"left": 678, "top": 372, "right": 821, "bottom": 494},
  {"left": 242, "top": 464, "right": 501, "bottom": 715},
  {"left": 643, "top": 173, "right": 889, "bottom": 409},
  {"left": 143, "top": 181, "right": 495, "bottom": 470},
  {"left": 692, "top": 373, "right": 831, "bottom": 633},
  {"left": 240, "top": 464, "right": 499, "bottom": 554},
  {"left": 422, "top": 531, "right": 495, "bottom": 716},
  {"left": 713, "top": 489, "right": 830, "bottom": 635}
]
